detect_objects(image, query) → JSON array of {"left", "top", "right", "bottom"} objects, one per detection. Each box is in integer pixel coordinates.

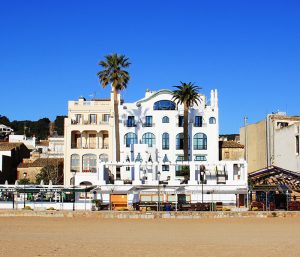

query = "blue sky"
[{"left": 0, "top": 0, "right": 299, "bottom": 134}]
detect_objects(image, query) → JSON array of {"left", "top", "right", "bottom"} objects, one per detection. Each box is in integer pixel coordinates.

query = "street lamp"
[
  {"left": 286, "top": 190, "right": 289, "bottom": 211},
  {"left": 157, "top": 171, "right": 161, "bottom": 212},
  {"left": 71, "top": 170, "right": 77, "bottom": 211},
  {"left": 200, "top": 165, "right": 206, "bottom": 204},
  {"left": 23, "top": 172, "right": 27, "bottom": 208}
]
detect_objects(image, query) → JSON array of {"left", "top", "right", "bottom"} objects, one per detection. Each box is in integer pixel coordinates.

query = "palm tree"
[
  {"left": 97, "top": 54, "right": 131, "bottom": 163},
  {"left": 172, "top": 82, "right": 201, "bottom": 161}
]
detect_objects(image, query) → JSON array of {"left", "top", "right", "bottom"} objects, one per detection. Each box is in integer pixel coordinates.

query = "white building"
[
  {"left": 9, "top": 135, "right": 36, "bottom": 150},
  {"left": 71, "top": 89, "right": 248, "bottom": 209},
  {"left": 274, "top": 121, "right": 300, "bottom": 172},
  {"left": 0, "top": 124, "right": 13, "bottom": 137}
]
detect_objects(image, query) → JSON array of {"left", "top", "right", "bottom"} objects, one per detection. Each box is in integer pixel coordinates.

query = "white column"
[
  {"left": 188, "top": 162, "right": 197, "bottom": 185},
  {"left": 97, "top": 161, "right": 106, "bottom": 185},
  {"left": 133, "top": 163, "right": 141, "bottom": 185}
]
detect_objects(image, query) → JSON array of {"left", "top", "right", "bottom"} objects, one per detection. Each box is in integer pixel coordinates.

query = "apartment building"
[
  {"left": 240, "top": 112, "right": 300, "bottom": 173},
  {"left": 64, "top": 95, "right": 114, "bottom": 186}
]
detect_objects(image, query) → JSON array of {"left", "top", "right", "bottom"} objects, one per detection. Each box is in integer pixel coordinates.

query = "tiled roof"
[
  {"left": 270, "top": 115, "right": 300, "bottom": 121},
  {"left": 93, "top": 98, "right": 111, "bottom": 101},
  {"left": 18, "top": 158, "right": 64, "bottom": 168},
  {"left": 37, "top": 141, "right": 49, "bottom": 147},
  {"left": 219, "top": 141, "right": 244, "bottom": 148},
  {"left": 0, "top": 142, "right": 23, "bottom": 151}
]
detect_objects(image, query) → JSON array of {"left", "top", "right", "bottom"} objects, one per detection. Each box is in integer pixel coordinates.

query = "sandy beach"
[{"left": 0, "top": 216, "right": 300, "bottom": 257}]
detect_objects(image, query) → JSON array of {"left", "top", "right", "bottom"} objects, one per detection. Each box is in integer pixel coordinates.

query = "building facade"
[
  {"left": 63, "top": 95, "right": 115, "bottom": 186},
  {"left": 240, "top": 113, "right": 300, "bottom": 173}
]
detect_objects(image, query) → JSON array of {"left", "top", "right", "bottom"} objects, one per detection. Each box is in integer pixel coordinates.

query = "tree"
[
  {"left": 54, "top": 115, "right": 67, "bottom": 136},
  {"left": 172, "top": 82, "right": 201, "bottom": 161},
  {"left": 35, "top": 163, "right": 64, "bottom": 185},
  {"left": 0, "top": 115, "right": 10, "bottom": 126},
  {"left": 18, "top": 178, "right": 31, "bottom": 185},
  {"left": 97, "top": 53, "right": 131, "bottom": 162}
]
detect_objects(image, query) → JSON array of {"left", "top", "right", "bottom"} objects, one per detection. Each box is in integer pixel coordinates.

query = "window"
[
  {"left": 209, "top": 117, "right": 216, "bottom": 124},
  {"left": 124, "top": 133, "right": 137, "bottom": 147},
  {"left": 126, "top": 166, "right": 130, "bottom": 171},
  {"left": 127, "top": 116, "right": 135, "bottom": 127},
  {"left": 193, "top": 133, "right": 207, "bottom": 150},
  {"left": 142, "top": 133, "right": 156, "bottom": 147},
  {"left": 296, "top": 135, "right": 299, "bottom": 155},
  {"left": 224, "top": 151, "right": 230, "bottom": 159},
  {"left": 162, "top": 116, "right": 169, "bottom": 123},
  {"left": 163, "top": 154, "right": 169, "bottom": 163},
  {"left": 176, "top": 155, "right": 184, "bottom": 161},
  {"left": 277, "top": 122, "right": 289, "bottom": 128},
  {"left": 103, "top": 114, "right": 110, "bottom": 123},
  {"left": 162, "top": 165, "right": 169, "bottom": 171},
  {"left": 153, "top": 100, "right": 176, "bottom": 110},
  {"left": 176, "top": 133, "right": 189, "bottom": 149},
  {"left": 144, "top": 116, "right": 153, "bottom": 127},
  {"left": 162, "top": 133, "right": 169, "bottom": 150},
  {"left": 89, "top": 114, "right": 97, "bottom": 124},
  {"left": 71, "top": 154, "right": 80, "bottom": 172},
  {"left": 194, "top": 155, "right": 207, "bottom": 161},
  {"left": 178, "top": 116, "right": 184, "bottom": 127},
  {"left": 99, "top": 154, "right": 108, "bottom": 162},
  {"left": 75, "top": 114, "right": 82, "bottom": 124},
  {"left": 82, "top": 154, "right": 97, "bottom": 173},
  {"left": 194, "top": 116, "right": 202, "bottom": 127}
]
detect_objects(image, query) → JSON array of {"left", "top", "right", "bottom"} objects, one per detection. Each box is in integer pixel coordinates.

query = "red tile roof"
[{"left": 219, "top": 141, "right": 244, "bottom": 148}]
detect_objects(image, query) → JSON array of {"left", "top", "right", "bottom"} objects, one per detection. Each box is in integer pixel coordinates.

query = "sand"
[{"left": 0, "top": 216, "right": 300, "bottom": 257}]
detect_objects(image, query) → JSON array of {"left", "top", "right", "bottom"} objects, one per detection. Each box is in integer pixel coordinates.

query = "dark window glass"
[
  {"left": 127, "top": 116, "right": 135, "bottom": 127},
  {"left": 162, "top": 133, "right": 169, "bottom": 150},
  {"left": 194, "top": 116, "right": 202, "bottom": 127},
  {"left": 178, "top": 116, "right": 184, "bottom": 127},
  {"left": 193, "top": 133, "right": 207, "bottom": 150},
  {"left": 142, "top": 133, "right": 156, "bottom": 147},
  {"left": 124, "top": 133, "right": 137, "bottom": 147},
  {"left": 162, "top": 116, "right": 169, "bottom": 123},
  {"left": 153, "top": 100, "right": 176, "bottom": 110},
  {"left": 145, "top": 116, "right": 153, "bottom": 127}
]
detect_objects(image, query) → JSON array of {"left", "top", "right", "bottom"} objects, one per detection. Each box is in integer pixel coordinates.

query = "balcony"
[{"left": 142, "top": 123, "right": 154, "bottom": 127}]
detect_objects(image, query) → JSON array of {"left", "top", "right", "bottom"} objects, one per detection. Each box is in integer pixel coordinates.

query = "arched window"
[
  {"left": 142, "top": 133, "right": 156, "bottom": 147},
  {"left": 124, "top": 132, "right": 137, "bottom": 147},
  {"left": 162, "top": 116, "right": 169, "bottom": 123},
  {"left": 176, "top": 133, "right": 190, "bottom": 150},
  {"left": 153, "top": 100, "right": 176, "bottom": 110},
  {"left": 193, "top": 133, "right": 207, "bottom": 150},
  {"left": 82, "top": 154, "right": 97, "bottom": 173},
  {"left": 209, "top": 117, "right": 216, "bottom": 124},
  {"left": 162, "top": 133, "right": 169, "bottom": 150},
  {"left": 99, "top": 154, "right": 108, "bottom": 162},
  {"left": 70, "top": 154, "right": 80, "bottom": 172}
]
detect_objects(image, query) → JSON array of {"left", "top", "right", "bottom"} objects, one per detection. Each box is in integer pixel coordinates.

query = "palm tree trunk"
[
  {"left": 113, "top": 88, "right": 120, "bottom": 162},
  {"left": 183, "top": 103, "right": 189, "bottom": 161}
]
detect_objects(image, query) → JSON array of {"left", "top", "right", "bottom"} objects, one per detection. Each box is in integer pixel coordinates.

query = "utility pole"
[{"left": 244, "top": 116, "right": 248, "bottom": 162}]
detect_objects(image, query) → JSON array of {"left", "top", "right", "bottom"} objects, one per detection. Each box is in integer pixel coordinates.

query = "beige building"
[
  {"left": 219, "top": 141, "right": 244, "bottom": 161},
  {"left": 64, "top": 95, "right": 115, "bottom": 186},
  {"left": 240, "top": 113, "right": 300, "bottom": 173}
]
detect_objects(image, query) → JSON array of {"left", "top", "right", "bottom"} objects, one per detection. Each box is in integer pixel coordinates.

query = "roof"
[
  {"left": 219, "top": 141, "right": 244, "bottom": 148},
  {"left": 18, "top": 158, "right": 64, "bottom": 168},
  {"left": 269, "top": 115, "right": 300, "bottom": 121},
  {"left": 92, "top": 98, "right": 111, "bottom": 101},
  {"left": 37, "top": 141, "right": 49, "bottom": 147},
  {"left": 0, "top": 142, "right": 23, "bottom": 151}
]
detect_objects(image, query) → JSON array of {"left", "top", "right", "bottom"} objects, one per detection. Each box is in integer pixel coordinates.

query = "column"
[
  {"left": 188, "top": 162, "right": 196, "bottom": 185},
  {"left": 133, "top": 163, "right": 141, "bottom": 185}
]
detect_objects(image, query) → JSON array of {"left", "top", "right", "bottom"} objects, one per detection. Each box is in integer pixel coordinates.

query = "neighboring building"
[
  {"left": 17, "top": 158, "right": 64, "bottom": 183},
  {"left": 47, "top": 136, "right": 64, "bottom": 158},
  {"left": 240, "top": 112, "right": 300, "bottom": 173},
  {"left": 63, "top": 95, "right": 115, "bottom": 186},
  {"left": 219, "top": 141, "right": 244, "bottom": 161},
  {"left": 9, "top": 135, "right": 36, "bottom": 150},
  {"left": 219, "top": 134, "right": 240, "bottom": 143},
  {"left": 0, "top": 124, "right": 13, "bottom": 139},
  {"left": 0, "top": 143, "right": 30, "bottom": 183}
]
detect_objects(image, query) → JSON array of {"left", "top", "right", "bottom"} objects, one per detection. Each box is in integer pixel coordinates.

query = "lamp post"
[
  {"left": 286, "top": 190, "right": 289, "bottom": 211},
  {"left": 200, "top": 166, "right": 206, "bottom": 204},
  {"left": 157, "top": 171, "right": 161, "bottom": 212},
  {"left": 71, "top": 170, "right": 77, "bottom": 211},
  {"left": 23, "top": 172, "right": 27, "bottom": 208}
]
